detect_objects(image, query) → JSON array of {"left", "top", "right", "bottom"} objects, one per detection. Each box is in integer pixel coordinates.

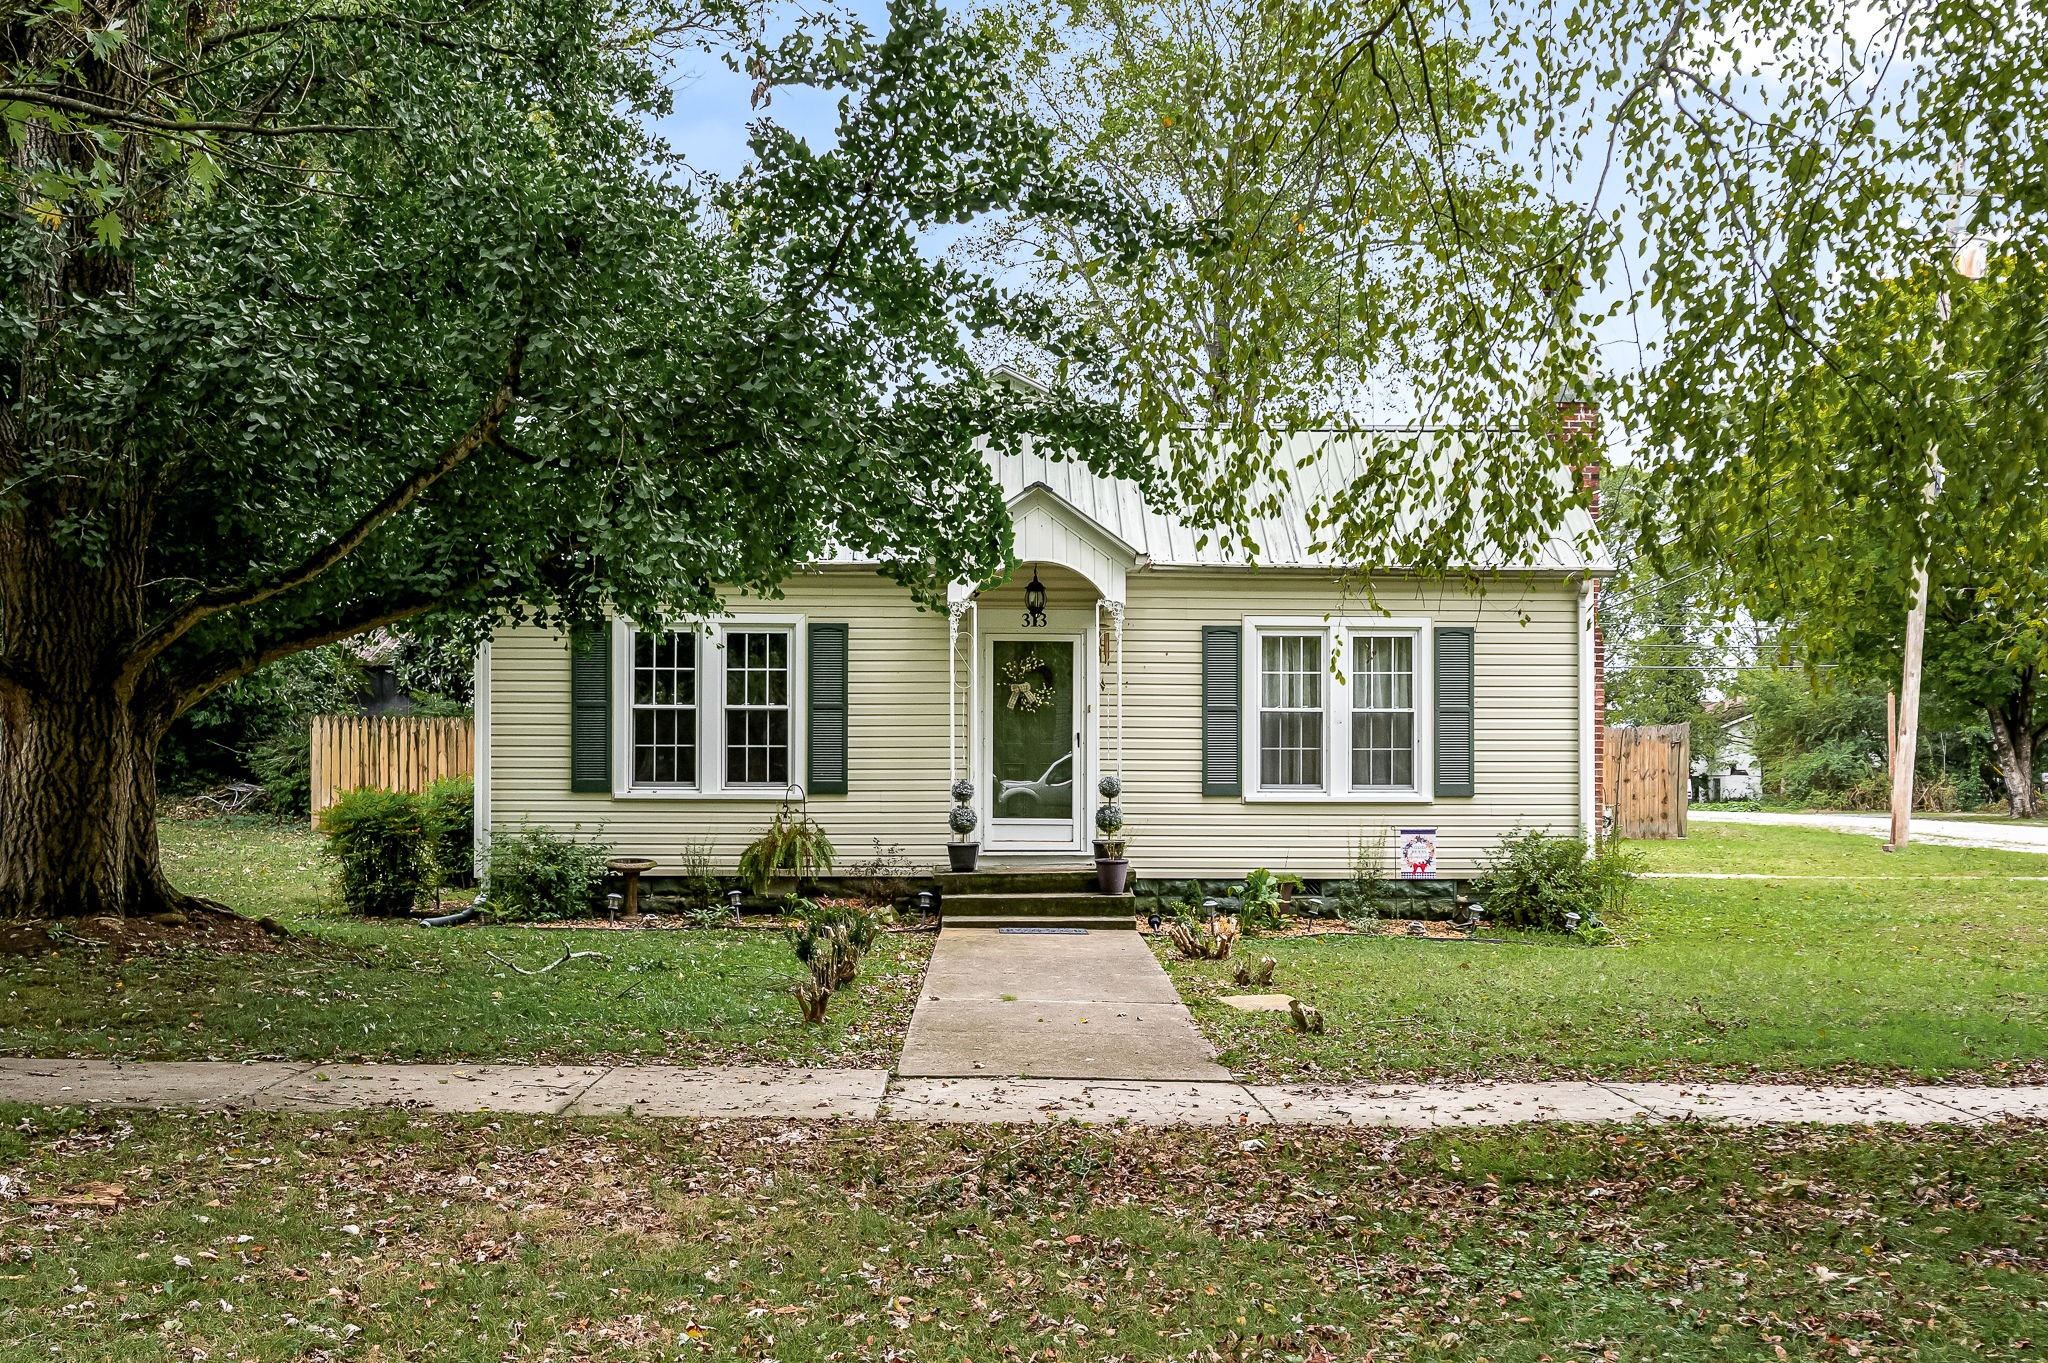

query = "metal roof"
[{"left": 832, "top": 433, "right": 1614, "bottom": 575}]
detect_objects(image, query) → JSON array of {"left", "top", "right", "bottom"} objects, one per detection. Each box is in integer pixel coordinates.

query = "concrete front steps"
[{"left": 935, "top": 865, "right": 1135, "bottom": 930}]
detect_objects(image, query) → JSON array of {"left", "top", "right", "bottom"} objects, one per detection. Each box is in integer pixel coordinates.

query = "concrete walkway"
[
  {"left": 1692, "top": 808, "right": 2048, "bottom": 855},
  {"left": 4, "top": 1058, "right": 2046, "bottom": 1127},
  {"left": 895, "top": 926, "right": 1229, "bottom": 1081}
]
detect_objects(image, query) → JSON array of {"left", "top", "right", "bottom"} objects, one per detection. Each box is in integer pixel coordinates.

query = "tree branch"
[
  {"left": 160, "top": 584, "right": 479, "bottom": 720},
  {"left": 130, "top": 340, "right": 526, "bottom": 677},
  {"left": 0, "top": 87, "right": 385, "bottom": 136}
]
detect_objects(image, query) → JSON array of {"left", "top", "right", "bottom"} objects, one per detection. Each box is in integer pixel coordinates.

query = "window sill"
[
  {"left": 611, "top": 786, "right": 791, "bottom": 801},
  {"left": 1243, "top": 789, "right": 1432, "bottom": 804}
]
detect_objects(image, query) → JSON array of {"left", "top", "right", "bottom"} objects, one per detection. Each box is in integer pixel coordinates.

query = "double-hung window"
[
  {"left": 1245, "top": 620, "right": 1430, "bottom": 799},
  {"left": 621, "top": 620, "right": 801, "bottom": 794},
  {"left": 631, "top": 631, "right": 698, "bottom": 785},
  {"left": 1258, "top": 633, "right": 1325, "bottom": 790},
  {"left": 723, "top": 629, "right": 792, "bottom": 787},
  {"left": 1350, "top": 635, "right": 1415, "bottom": 789}
]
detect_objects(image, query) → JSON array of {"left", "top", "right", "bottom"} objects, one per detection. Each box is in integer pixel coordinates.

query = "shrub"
[
  {"left": 485, "top": 825, "right": 613, "bottom": 922},
  {"left": 420, "top": 776, "right": 475, "bottom": 889},
  {"left": 1471, "top": 829, "right": 1637, "bottom": 933},
  {"left": 317, "top": 789, "right": 429, "bottom": 917}
]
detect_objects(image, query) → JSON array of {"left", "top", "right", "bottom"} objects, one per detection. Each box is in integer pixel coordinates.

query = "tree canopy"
[{"left": 0, "top": 0, "right": 1158, "bottom": 914}]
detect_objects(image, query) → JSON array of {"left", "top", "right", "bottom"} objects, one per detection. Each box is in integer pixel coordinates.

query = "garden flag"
[{"left": 1398, "top": 828, "right": 1438, "bottom": 878}]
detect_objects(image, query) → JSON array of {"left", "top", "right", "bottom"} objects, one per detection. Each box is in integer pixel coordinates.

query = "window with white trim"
[
  {"left": 724, "top": 629, "right": 792, "bottom": 786},
  {"left": 1349, "top": 634, "right": 1415, "bottom": 789},
  {"left": 1258, "top": 633, "right": 1325, "bottom": 789},
  {"left": 1247, "top": 620, "right": 1429, "bottom": 799},
  {"left": 631, "top": 631, "right": 698, "bottom": 785},
  {"left": 623, "top": 621, "right": 800, "bottom": 793}
]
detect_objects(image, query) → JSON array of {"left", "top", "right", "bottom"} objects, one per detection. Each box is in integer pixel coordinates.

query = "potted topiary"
[
  {"left": 1093, "top": 776, "right": 1129, "bottom": 894},
  {"left": 947, "top": 780, "right": 980, "bottom": 872}
]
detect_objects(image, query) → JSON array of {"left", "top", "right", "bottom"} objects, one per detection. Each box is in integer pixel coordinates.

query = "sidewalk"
[{"left": 5, "top": 1058, "right": 2044, "bottom": 1127}]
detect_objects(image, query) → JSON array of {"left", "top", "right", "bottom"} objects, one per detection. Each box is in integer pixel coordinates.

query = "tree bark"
[
  {"left": 1985, "top": 671, "right": 2040, "bottom": 820},
  {"left": 0, "top": 496, "right": 191, "bottom": 917}
]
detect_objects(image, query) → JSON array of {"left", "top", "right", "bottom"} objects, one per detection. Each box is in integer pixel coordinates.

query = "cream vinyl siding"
[
  {"left": 1118, "top": 571, "right": 1582, "bottom": 878},
  {"left": 485, "top": 567, "right": 1586, "bottom": 878},
  {"left": 487, "top": 570, "right": 954, "bottom": 873}
]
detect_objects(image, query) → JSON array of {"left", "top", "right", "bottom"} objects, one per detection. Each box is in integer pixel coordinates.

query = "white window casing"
[
  {"left": 610, "top": 615, "right": 807, "bottom": 799},
  {"left": 1241, "top": 616, "right": 1434, "bottom": 803}
]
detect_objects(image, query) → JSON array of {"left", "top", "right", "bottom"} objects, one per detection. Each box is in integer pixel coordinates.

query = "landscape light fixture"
[
  {"left": 1564, "top": 911, "right": 1582, "bottom": 933},
  {"left": 1023, "top": 566, "right": 1048, "bottom": 627},
  {"left": 605, "top": 892, "right": 623, "bottom": 923},
  {"left": 916, "top": 890, "right": 936, "bottom": 915},
  {"left": 728, "top": 889, "right": 745, "bottom": 921}
]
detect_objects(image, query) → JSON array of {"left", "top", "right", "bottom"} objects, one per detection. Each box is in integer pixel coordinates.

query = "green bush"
[
  {"left": 484, "top": 825, "right": 613, "bottom": 922},
  {"left": 317, "top": 789, "right": 429, "bottom": 917},
  {"left": 1472, "top": 829, "right": 1638, "bottom": 934},
  {"left": 421, "top": 776, "right": 475, "bottom": 888}
]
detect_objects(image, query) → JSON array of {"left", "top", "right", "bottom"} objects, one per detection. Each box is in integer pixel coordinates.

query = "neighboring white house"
[
  {"left": 475, "top": 437, "right": 1614, "bottom": 882},
  {"left": 1693, "top": 709, "right": 1762, "bottom": 802}
]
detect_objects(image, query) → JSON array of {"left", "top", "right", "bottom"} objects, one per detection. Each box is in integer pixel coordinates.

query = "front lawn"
[
  {"left": 0, "top": 817, "right": 926, "bottom": 1068},
  {"left": 2, "top": 1105, "right": 2042, "bottom": 1362},
  {"left": 1166, "top": 823, "right": 2048, "bottom": 1084}
]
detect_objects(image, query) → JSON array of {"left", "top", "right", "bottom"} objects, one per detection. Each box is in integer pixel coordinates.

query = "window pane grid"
[
  {"left": 725, "top": 630, "right": 791, "bottom": 786},
  {"left": 631, "top": 632, "right": 696, "bottom": 786},
  {"left": 1258, "top": 633, "right": 1324, "bottom": 789},
  {"left": 1350, "top": 634, "right": 1416, "bottom": 789}
]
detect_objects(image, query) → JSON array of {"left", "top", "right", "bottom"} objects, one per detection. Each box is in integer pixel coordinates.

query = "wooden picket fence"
[
  {"left": 1603, "top": 723, "right": 1691, "bottom": 840},
  {"left": 309, "top": 714, "right": 475, "bottom": 826}
]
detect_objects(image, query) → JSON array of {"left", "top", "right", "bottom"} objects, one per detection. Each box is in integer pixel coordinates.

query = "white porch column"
[
  {"left": 946, "top": 583, "right": 977, "bottom": 786},
  {"left": 1099, "top": 599, "right": 1125, "bottom": 781}
]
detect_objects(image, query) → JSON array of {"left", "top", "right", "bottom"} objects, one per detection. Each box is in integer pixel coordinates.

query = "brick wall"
[{"left": 1557, "top": 400, "right": 1606, "bottom": 823}]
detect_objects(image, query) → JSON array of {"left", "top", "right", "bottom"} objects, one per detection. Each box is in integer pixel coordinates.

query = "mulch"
[{"left": 0, "top": 905, "right": 286, "bottom": 960}]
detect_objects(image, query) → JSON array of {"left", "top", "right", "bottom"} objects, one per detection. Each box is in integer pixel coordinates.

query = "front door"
[{"left": 985, "top": 635, "right": 1084, "bottom": 851}]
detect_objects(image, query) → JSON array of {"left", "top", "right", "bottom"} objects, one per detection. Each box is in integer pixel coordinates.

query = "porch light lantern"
[{"left": 1022, "top": 566, "right": 1048, "bottom": 628}]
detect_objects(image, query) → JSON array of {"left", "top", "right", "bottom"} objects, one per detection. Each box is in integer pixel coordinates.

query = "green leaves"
[{"left": 971, "top": 0, "right": 1600, "bottom": 570}]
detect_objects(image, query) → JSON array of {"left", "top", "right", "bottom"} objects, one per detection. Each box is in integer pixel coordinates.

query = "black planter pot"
[
  {"left": 1095, "top": 857, "right": 1129, "bottom": 895},
  {"left": 948, "top": 841, "right": 980, "bottom": 873}
]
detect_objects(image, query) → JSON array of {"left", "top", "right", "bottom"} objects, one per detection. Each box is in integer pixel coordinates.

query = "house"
[
  {"left": 474, "top": 429, "right": 1613, "bottom": 891},
  {"left": 1692, "top": 708, "right": 1762, "bottom": 802}
]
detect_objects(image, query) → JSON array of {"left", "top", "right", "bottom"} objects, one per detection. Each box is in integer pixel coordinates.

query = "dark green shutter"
[
  {"left": 569, "top": 624, "right": 612, "bottom": 793},
  {"left": 1201, "top": 625, "right": 1242, "bottom": 796},
  {"left": 1434, "top": 625, "right": 1476, "bottom": 797},
  {"left": 807, "top": 623, "right": 849, "bottom": 795}
]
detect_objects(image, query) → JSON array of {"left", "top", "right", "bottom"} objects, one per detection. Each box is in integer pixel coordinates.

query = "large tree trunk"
[
  {"left": 0, "top": 684, "right": 182, "bottom": 918},
  {"left": 0, "top": 498, "right": 189, "bottom": 918},
  {"left": 1985, "top": 671, "right": 2040, "bottom": 820}
]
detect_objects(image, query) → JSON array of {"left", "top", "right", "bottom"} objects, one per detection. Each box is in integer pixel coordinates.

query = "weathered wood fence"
[
  {"left": 309, "top": 715, "right": 475, "bottom": 826},
  {"left": 1603, "top": 723, "right": 1690, "bottom": 840}
]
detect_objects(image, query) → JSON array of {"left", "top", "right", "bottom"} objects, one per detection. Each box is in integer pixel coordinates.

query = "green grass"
[
  {"left": 0, "top": 817, "right": 926, "bottom": 1067},
  {"left": 1166, "top": 823, "right": 2048, "bottom": 1084},
  {"left": 1, "top": 1106, "right": 2042, "bottom": 1362}
]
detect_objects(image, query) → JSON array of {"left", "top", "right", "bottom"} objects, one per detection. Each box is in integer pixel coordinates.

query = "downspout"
[
  {"left": 1577, "top": 575, "right": 1596, "bottom": 839},
  {"left": 473, "top": 638, "right": 492, "bottom": 881}
]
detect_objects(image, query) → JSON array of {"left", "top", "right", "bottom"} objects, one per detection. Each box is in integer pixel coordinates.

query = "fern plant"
[{"left": 737, "top": 797, "right": 836, "bottom": 894}]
